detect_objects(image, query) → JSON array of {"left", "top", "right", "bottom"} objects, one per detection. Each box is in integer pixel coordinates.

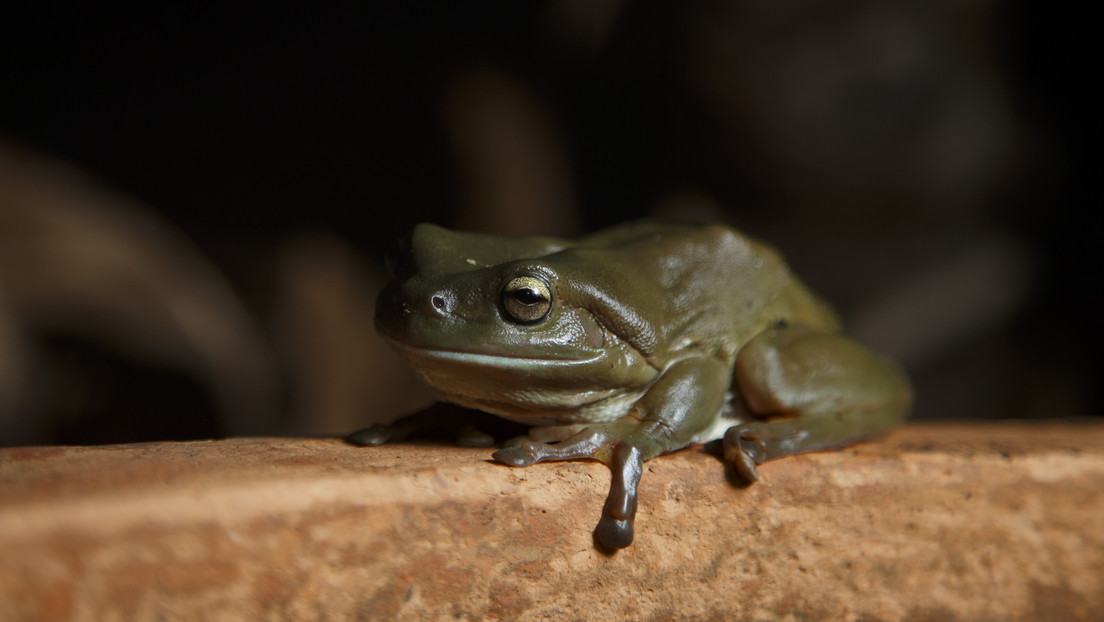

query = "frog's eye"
[{"left": 501, "top": 276, "right": 552, "bottom": 324}]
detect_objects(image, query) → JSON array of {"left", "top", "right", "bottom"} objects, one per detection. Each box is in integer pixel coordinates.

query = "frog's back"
[
  {"left": 586, "top": 221, "right": 838, "bottom": 351},
  {"left": 699, "top": 222, "right": 841, "bottom": 335}
]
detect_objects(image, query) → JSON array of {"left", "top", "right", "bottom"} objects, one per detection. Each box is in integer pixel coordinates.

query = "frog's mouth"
[
  {"left": 385, "top": 340, "right": 605, "bottom": 370},
  {"left": 380, "top": 335, "right": 660, "bottom": 421},
  {"left": 384, "top": 341, "right": 650, "bottom": 424}
]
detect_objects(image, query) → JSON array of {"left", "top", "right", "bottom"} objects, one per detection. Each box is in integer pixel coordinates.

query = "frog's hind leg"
[{"left": 724, "top": 322, "right": 912, "bottom": 483}]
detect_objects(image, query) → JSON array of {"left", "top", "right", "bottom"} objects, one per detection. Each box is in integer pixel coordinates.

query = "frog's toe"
[
  {"left": 729, "top": 448, "right": 760, "bottom": 483},
  {"left": 723, "top": 426, "right": 765, "bottom": 484},
  {"left": 347, "top": 423, "right": 395, "bottom": 446},
  {"left": 455, "top": 425, "right": 495, "bottom": 448},
  {"left": 491, "top": 443, "right": 540, "bottom": 467},
  {"left": 595, "top": 515, "right": 634, "bottom": 550},
  {"left": 501, "top": 435, "right": 528, "bottom": 450}
]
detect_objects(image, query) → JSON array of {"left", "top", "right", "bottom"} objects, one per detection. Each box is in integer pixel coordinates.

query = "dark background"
[{"left": 0, "top": 3, "right": 1095, "bottom": 445}]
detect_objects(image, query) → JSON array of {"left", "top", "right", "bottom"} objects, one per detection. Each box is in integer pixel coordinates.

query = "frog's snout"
[{"left": 376, "top": 281, "right": 456, "bottom": 327}]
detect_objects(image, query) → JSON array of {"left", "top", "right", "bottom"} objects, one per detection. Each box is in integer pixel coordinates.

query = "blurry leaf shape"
[
  {"left": 0, "top": 282, "right": 29, "bottom": 436},
  {"left": 443, "top": 67, "right": 579, "bottom": 236},
  {"left": 0, "top": 142, "right": 278, "bottom": 442},
  {"left": 273, "top": 234, "right": 433, "bottom": 436},
  {"left": 849, "top": 232, "right": 1034, "bottom": 367}
]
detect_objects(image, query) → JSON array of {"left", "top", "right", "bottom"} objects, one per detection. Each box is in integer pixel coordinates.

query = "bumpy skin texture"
[{"left": 351, "top": 221, "right": 912, "bottom": 550}]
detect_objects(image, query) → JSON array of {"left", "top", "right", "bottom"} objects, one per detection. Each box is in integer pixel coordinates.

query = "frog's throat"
[{"left": 451, "top": 389, "right": 648, "bottom": 426}]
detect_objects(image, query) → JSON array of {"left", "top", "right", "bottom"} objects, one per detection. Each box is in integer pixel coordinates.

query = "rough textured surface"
[{"left": 1, "top": 422, "right": 1102, "bottom": 621}]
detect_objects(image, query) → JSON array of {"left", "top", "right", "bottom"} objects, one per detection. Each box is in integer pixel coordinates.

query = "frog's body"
[{"left": 355, "top": 221, "right": 912, "bottom": 549}]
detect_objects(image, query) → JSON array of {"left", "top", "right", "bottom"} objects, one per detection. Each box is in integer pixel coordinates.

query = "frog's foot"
[
  {"left": 346, "top": 403, "right": 521, "bottom": 448},
  {"left": 347, "top": 422, "right": 401, "bottom": 447},
  {"left": 498, "top": 423, "right": 586, "bottom": 451},
  {"left": 722, "top": 424, "right": 769, "bottom": 484},
  {"left": 527, "top": 423, "right": 589, "bottom": 443},
  {"left": 492, "top": 425, "right": 659, "bottom": 550},
  {"left": 454, "top": 425, "right": 496, "bottom": 448},
  {"left": 491, "top": 426, "right": 611, "bottom": 466}
]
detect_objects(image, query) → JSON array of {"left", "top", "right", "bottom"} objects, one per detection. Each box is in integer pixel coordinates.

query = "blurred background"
[{"left": 0, "top": 2, "right": 1093, "bottom": 446}]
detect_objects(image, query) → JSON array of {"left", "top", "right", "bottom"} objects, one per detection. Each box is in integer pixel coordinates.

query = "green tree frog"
[{"left": 351, "top": 221, "right": 912, "bottom": 550}]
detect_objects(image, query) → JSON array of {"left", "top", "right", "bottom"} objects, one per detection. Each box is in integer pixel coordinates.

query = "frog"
[{"left": 350, "top": 220, "right": 912, "bottom": 550}]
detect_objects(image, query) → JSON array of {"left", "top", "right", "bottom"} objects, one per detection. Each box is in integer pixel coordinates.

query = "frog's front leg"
[
  {"left": 493, "top": 356, "right": 731, "bottom": 550},
  {"left": 724, "top": 323, "right": 912, "bottom": 482}
]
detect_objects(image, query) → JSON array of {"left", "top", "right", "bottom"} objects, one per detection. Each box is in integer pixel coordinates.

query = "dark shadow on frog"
[{"left": 345, "top": 403, "right": 529, "bottom": 448}]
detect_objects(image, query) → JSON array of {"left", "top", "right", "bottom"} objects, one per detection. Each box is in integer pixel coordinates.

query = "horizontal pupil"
[{"left": 513, "top": 289, "right": 545, "bottom": 304}]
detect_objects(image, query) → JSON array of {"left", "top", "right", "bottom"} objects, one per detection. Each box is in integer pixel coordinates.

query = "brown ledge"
[{"left": 1, "top": 422, "right": 1103, "bottom": 621}]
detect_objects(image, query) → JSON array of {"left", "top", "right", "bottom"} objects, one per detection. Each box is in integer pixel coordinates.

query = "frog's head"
[{"left": 375, "top": 223, "right": 660, "bottom": 424}]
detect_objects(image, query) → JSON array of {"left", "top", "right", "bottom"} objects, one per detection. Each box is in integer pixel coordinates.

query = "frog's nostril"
[{"left": 431, "top": 295, "right": 447, "bottom": 312}]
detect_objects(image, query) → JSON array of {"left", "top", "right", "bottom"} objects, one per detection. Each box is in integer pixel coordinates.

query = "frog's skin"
[{"left": 352, "top": 221, "right": 912, "bottom": 550}]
